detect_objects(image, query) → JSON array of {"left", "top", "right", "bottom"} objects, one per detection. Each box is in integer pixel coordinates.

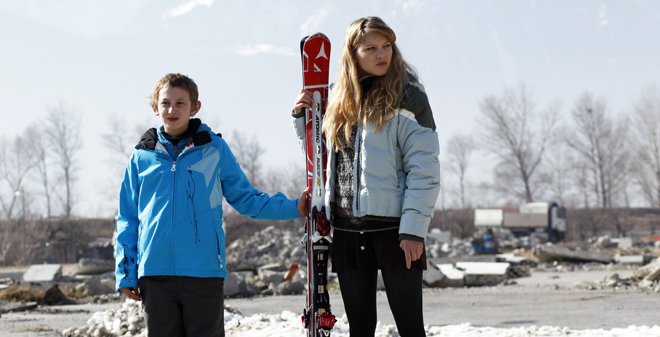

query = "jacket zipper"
[
  {"left": 168, "top": 140, "right": 208, "bottom": 274},
  {"left": 353, "top": 124, "right": 362, "bottom": 216},
  {"left": 171, "top": 145, "right": 178, "bottom": 275}
]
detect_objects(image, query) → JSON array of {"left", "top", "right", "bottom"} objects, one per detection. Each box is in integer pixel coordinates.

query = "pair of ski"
[{"left": 299, "top": 33, "right": 335, "bottom": 337}]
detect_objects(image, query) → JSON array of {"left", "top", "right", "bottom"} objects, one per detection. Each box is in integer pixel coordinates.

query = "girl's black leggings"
[{"left": 337, "top": 267, "right": 425, "bottom": 337}]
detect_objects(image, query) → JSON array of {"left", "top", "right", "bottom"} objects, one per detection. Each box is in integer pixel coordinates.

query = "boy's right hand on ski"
[
  {"left": 297, "top": 187, "right": 310, "bottom": 217},
  {"left": 293, "top": 89, "right": 313, "bottom": 114}
]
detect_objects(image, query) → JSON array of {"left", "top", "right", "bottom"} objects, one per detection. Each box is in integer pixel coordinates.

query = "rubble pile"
[
  {"left": 226, "top": 225, "right": 306, "bottom": 271},
  {"left": 62, "top": 299, "right": 145, "bottom": 337},
  {"left": 6, "top": 227, "right": 659, "bottom": 337}
]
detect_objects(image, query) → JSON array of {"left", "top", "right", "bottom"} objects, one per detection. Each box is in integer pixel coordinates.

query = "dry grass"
[
  {"left": 0, "top": 286, "right": 43, "bottom": 303},
  {"left": 59, "top": 284, "right": 85, "bottom": 298}
]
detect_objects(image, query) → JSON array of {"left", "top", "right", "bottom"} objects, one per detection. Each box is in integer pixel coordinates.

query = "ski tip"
[
  {"left": 300, "top": 35, "right": 309, "bottom": 54},
  {"left": 306, "top": 32, "right": 330, "bottom": 43}
]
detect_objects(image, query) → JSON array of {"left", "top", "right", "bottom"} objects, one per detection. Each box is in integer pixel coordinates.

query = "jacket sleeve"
[
  {"left": 218, "top": 139, "right": 302, "bottom": 220},
  {"left": 115, "top": 151, "right": 141, "bottom": 291},
  {"left": 291, "top": 111, "right": 307, "bottom": 153},
  {"left": 396, "top": 84, "right": 441, "bottom": 239}
]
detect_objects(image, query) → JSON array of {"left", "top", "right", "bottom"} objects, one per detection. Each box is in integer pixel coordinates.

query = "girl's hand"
[
  {"left": 400, "top": 239, "right": 424, "bottom": 269},
  {"left": 293, "top": 89, "right": 313, "bottom": 114}
]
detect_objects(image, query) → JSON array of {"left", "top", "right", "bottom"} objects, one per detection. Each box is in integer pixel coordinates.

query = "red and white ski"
[{"left": 300, "top": 33, "right": 335, "bottom": 337}]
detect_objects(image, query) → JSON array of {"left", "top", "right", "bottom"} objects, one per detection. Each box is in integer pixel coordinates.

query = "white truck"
[{"left": 474, "top": 202, "right": 567, "bottom": 243}]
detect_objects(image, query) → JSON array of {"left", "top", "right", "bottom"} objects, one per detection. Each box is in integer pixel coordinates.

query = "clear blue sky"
[{"left": 2, "top": 0, "right": 659, "bottom": 217}]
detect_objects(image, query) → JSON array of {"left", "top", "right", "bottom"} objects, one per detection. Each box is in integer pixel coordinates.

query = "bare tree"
[
  {"left": 21, "top": 124, "right": 55, "bottom": 218},
  {"left": 262, "top": 163, "right": 306, "bottom": 199},
  {"left": 0, "top": 132, "right": 39, "bottom": 265},
  {"left": 565, "top": 92, "right": 629, "bottom": 208},
  {"left": 545, "top": 142, "right": 583, "bottom": 207},
  {"left": 100, "top": 114, "right": 137, "bottom": 165},
  {"left": 98, "top": 114, "right": 148, "bottom": 216},
  {"left": 0, "top": 133, "right": 38, "bottom": 220},
  {"left": 43, "top": 100, "right": 82, "bottom": 218},
  {"left": 631, "top": 85, "right": 660, "bottom": 206},
  {"left": 228, "top": 130, "right": 265, "bottom": 190},
  {"left": 445, "top": 134, "right": 475, "bottom": 209},
  {"left": 478, "top": 84, "right": 560, "bottom": 202}
]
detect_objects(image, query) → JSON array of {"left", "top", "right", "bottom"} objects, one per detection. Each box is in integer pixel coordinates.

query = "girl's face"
[{"left": 355, "top": 32, "right": 393, "bottom": 77}]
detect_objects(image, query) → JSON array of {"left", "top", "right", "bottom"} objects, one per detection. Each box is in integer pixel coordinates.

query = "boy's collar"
[{"left": 160, "top": 118, "right": 202, "bottom": 143}]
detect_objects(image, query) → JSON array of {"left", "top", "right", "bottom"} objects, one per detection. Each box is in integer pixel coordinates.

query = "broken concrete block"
[
  {"left": 633, "top": 260, "right": 660, "bottom": 280},
  {"left": 258, "top": 269, "right": 285, "bottom": 286},
  {"left": 423, "top": 263, "right": 445, "bottom": 287},
  {"left": 602, "top": 273, "right": 623, "bottom": 288},
  {"left": 496, "top": 254, "right": 532, "bottom": 278},
  {"left": 456, "top": 262, "right": 510, "bottom": 286},
  {"left": 66, "top": 258, "right": 114, "bottom": 276},
  {"left": 638, "top": 279, "right": 656, "bottom": 289},
  {"left": 23, "top": 264, "right": 61, "bottom": 283},
  {"left": 534, "top": 245, "right": 612, "bottom": 263},
  {"left": 435, "top": 264, "right": 465, "bottom": 288},
  {"left": 275, "top": 280, "right": 304, "bottom": 295},
  {"left": 82, "top": 276, "right": 115, "bottom": 296},
  {"left": 224, "top": 272, "right": 241, "bottom": 297},
  {"left": 615, "top": 254, "right": 644, "bottom": 265},
  {"left": 643, "top": 265, "right": 660, "bottom": 282},
  {"left": 611, "top": 238, "right": 633, "bottom": 249}
]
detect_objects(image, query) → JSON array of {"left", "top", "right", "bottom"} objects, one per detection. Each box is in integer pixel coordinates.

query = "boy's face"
[{"left": 153, "top": 85, "right": 201, "bottom": 137}]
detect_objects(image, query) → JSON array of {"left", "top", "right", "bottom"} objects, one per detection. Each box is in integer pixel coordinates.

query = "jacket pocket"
[{"left": 213, "top": 221, "right": 224, "bottom": 267}]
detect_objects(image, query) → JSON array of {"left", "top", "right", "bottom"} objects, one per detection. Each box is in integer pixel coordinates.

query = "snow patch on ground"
[
  {"left": 62, "top": 299, "right": 660, "bottom": 337},
  {"left": 224, "top": 310, "right": 660, "bottom": 337}
]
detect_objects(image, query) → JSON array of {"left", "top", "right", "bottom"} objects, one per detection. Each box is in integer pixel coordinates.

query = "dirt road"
[{"left": 1, "top": 269, "right": 658, "bottom": 336}]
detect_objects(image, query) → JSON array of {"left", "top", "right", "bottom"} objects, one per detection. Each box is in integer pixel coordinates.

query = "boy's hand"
[
  {"left": 120, "top": 287, "right": 142, "bottom": 301},
  {"left": 297, "top": 187, "right": 310, "bottom": 217}
]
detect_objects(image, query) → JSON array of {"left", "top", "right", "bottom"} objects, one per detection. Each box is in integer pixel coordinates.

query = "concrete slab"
[
  {"left": 496, "top": 253, "right": 528, "bottom": 264},
  {"left": 456, "top": 262, "right": 510, "bottom": 286},
  {"left": 534, "top": 245, "right": 612, "bottom": 263},
  {"left": 423, "top": 263, "right": 445, "bottom": 287},
  {"left": 643, "top": 264, "right": 660, "bottom": 282},
  {"left": 495, "top": 254, "right": 532, "bottom": 278},
  {"left": 611, "top": 237, "right": 633, "bottom": 249},
  {"left": 633, "top": 260, "right": 660, "bottom": 279},
  {"left": 614, "top": 254, "right": 644, "bottom": 265},
  {"left": 22, "top": 264, "right": 61, "bottom": 283},
  {"left": 455, "top": 262, "right": 510, "bottom": 275},
  {"left": 436, "top": 264, "right": 465, "bottom": 287},
  {"left": 66, "top": 258, "right": 114, "bottom": 276}
]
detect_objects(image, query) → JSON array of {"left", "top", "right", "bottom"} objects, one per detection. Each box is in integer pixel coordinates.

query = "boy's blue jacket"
[{"left": 115, "top": 122, "right": 300, "bottom": 291}]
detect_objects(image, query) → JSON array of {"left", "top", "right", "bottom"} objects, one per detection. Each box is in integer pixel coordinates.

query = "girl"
[{"left": 291, "top": 17, "right": 440, "bottom": 337}]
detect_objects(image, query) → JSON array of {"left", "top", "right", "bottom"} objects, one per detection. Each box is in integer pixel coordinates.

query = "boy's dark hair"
[{"left": 149, "top": 73, "right": 199, "bottom": 111}]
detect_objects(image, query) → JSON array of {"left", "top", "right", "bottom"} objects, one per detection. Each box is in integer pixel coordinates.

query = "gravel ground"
[{"left": 1, "top": 269, "right": 658, "bottom": 336}]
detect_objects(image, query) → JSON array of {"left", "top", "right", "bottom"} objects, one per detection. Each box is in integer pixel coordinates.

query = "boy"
[{"left": 115, "top": 73, "right": 305, "bottom": 337}]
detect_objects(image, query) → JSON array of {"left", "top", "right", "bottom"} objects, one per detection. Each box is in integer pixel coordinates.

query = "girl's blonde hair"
[{"left": 323, "top": 16, "right": 417, "bottom": 150}]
